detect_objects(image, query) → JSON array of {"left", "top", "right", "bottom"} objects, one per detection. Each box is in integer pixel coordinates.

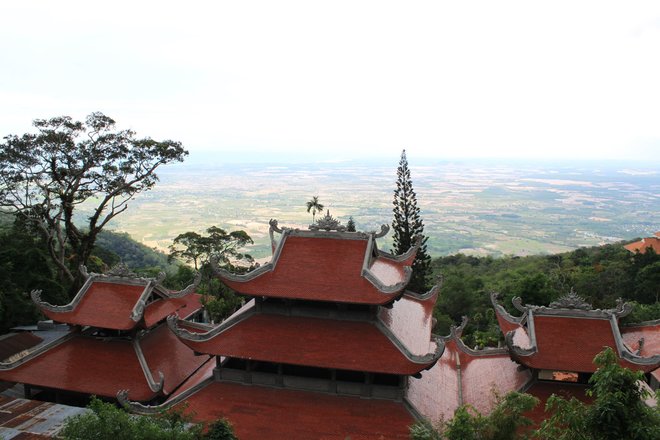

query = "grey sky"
[{"left": 2, "top": 1, "right": 660, "bottom": 162}]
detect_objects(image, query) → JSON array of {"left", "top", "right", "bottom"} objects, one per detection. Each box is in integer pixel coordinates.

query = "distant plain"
[{"left": 93, "top": 157, "right": 660, "bottom": 260}]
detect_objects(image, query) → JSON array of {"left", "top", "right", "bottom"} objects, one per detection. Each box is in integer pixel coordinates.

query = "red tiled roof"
[
  {"left": 512, "top": 314, "right": 658, "bottom": 373},
  {"left": 621, "top": 322, "right": 660, "bottom": 357},
  {"left": 176, "top": 381, "right": 414, "bottom": 440},
  {"left": 39, "top": 281, "right": 146, "bottom": 330},
  {"left": 624, "top": 236, "right": 660, "bottom": 254},
  {"left": 407, "top": 336, "right": 531, "bottom": 421},
  {"left": 138, "top": 324, "right": 211, "bottom": 396},
  {"left": 218, "top": 235, "right": 409, "bottom": 304},
  {"left": 176, "top": 312, "right": 437, "bottom": 375},
  {"left": 37, "top": 279, "right": 202, "bottom": 331},
  {"left": 143, "top": 293, "right": 202, "bottom": 329},
  {"left": 0, "top": 326, "right": 209, "bottom": 402}
]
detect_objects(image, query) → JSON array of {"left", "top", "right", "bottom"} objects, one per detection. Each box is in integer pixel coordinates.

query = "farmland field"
[{"left": 88, "top": 156, "right": 660, "bottom": 260}]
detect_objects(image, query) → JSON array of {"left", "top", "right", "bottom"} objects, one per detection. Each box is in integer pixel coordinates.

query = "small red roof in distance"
[
  {"left": 40, "top": 281, "right": 146, "bottom": 330},
  {"left": 177, "top": 381, "right": 414, "bottom": 439},
  {"left": 143, "top": 293, "right": 202, "bottom": 329},
  {"left": 219, "top": 236, "right": 406, "bottom": 304},
  {"left": 178, "top": 313, "right": 435, "bottom": 375},
  {"left": 624, "top": 236, "right": 660, "bottom": 254}
]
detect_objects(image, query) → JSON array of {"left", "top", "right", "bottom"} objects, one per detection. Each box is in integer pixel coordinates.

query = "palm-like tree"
[{"left": 306, "top": 196, "right": 324, "bottom": 223}]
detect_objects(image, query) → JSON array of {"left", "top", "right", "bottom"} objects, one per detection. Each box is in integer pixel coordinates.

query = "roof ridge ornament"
[
  {"left": 549, "top": 288, "right": 592, "bottom": 310},
  {"left": 372, "top": 224, "right": 390, "bottom": 238},
  {"left": 309, "top": 210, "right": 347, "bottom": 232},
  {"left": 106, "top": 262, "right": 138, "bottom": 278}
]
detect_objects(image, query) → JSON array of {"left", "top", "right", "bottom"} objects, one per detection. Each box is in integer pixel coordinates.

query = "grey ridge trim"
[
  {"left": 403, "top": 283, "right": 440, "bottom": 301},
  {"left": 31, "top": 273, "right": 95, "bottom": 313},
  {"left": 167, "top": 303, "right": 257, "bottom": 342},
  {"left": 130, "top": 282, "right": 157, "bottom": 323},
  {"left": 438, "top": 316, "right": 510, "bottom": 357},
  {"left": 375, "top": 316, "right": 445, "bottom": 365},
  {"left": 610, "top": 315, "right": 660, "bottom": 366},
  {"left": 511, "top": 291, "right": 633, "bottom": 319},
  {"left": 133, "top": 330, "right": 165, "bottom": 394},
  {"left": 117, "top": 376, "right": 214, "bottom": 414},
  {"left": 505, "top": 310, "right": 538, "bottom": 358},
  {"left": 490, "top": 292, "right": 526, "bottom": 325},
  {"left": 376, "top": 235, "right": 422, "bottom": 262},
  {"left": 0, "top": 332, "right": 75, "bottom": 370},
  {"left": 159, "top": 272, "right": 202, "bottom": 299},
  {"left": 362, "top": 266, "right": 412, "bottom": 294}
]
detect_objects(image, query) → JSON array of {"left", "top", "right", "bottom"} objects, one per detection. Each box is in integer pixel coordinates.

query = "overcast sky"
[{"left": 2, "top": 1, "right": 660, "bottom": 162}]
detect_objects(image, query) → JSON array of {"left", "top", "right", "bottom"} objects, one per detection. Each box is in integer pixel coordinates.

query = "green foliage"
[
  {"left": 431, "top": 243, "right": 660, "bottom": 344},
  {"left": 347, "top": 216, "right": 356, "bottom": 232},
  {"left": 205, "top": 418, "right": 238, "bottom": 440},
  {"left": 95, "top": 230, "right": 173, "bottom": 271},
  {"left": 536, "top": 348, "right": 660, "bottom": 440},
  {"left": 0, "top": 112, "right": 187, "bottom": 289},
  {"left": 60, "top": 397, "right": 203, "bottom": 440},
  {"left": 169, "top": 226, "right": 254, "bottom": 270},
  {"left": 410, "top": 391, "right": 538, "bottom": 440},
  {"left": 392, "top": 149, "right": 432, "bottom": 292},
  {"left": 305, "top": 196, "right": 324, "bottom": 223}
]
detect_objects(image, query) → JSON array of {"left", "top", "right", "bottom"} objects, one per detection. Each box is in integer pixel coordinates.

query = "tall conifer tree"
[{"left": 392, "top": 150, "right": 432, "bottom": 292}]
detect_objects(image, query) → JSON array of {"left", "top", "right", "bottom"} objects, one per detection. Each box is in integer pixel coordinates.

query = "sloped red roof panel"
[
  {"left": 40, "top": 281, "right": 146, "bottom": 330},
  {"left": 622, "top": 323, "right": 660, "bottom": 357},
  {"left": 379, "top": 292, "right": 437, "bottom": 357},
  {"left": 143, "top": 293, "right": 203, "bottom": 328},
  {"left": 139, "top": 324, "right": 210, "bottom": 396},
  {"left": 176, "top": 381, "right": 414, "bottom": 440},
  {"left": 515, "top": 315, "right": 639, "bottom": 373},
  {"left": 219, "top": 236, "right": 406, "bottom": 304},
  {"left": 177, "top": 313, "right": 435, "bottom": 375},
  {"left": 0, "top": 334, "right": 156, "bottom": 401},
  {"left": 407, "top": 338, "right": 531, "bottom": 422}
]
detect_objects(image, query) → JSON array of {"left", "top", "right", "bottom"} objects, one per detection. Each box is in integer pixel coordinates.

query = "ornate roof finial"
[
  {"left": 106, "top": 262, "right": 137, "bottom": 278},
  {"left": 309, "top": 209, "right": 347, "bottom": 232},
  {"left": 549, "top": 288, "right": 592, "bottom": 310}
]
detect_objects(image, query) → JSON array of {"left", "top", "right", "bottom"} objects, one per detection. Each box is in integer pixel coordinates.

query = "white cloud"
[{"left": 1, "top": 1, "right": 660, "bottom": 161}]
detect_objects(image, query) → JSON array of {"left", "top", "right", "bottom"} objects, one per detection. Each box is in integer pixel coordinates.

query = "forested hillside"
[{"left": 431, "top": 241, "right": 660, "bottom": 348}]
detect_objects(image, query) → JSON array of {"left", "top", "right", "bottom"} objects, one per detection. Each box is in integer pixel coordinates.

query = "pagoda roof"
[
  {"left": 406, "top": 317, "right": 532, "bottom": 422},
  {"left": 127, "top": 381, "right": 415, "bottom": 439},
  {"left": 31, "top": 266, "right": 201, "bottom": 331},
  {"left": 492, "top": 292, "right": 660, "bottom": 373},
  {"left": 212, "top": 220, "right": 419, "bottom": 305},
  {"left": 0, "top": 324, "right": 211, "bottom": 402},
  {"left": 168, "top": 299, "right": 442, "bottom": 375},
  {"left": 624, "top": 234, "right": 660, "bottom": 254}
]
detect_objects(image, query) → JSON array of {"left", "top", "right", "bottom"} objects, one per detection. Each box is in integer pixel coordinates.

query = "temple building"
[
  {"left": 2, "top": 216, "right": 660, "bottom": 438},
  {"left": 0, "top": 265, "right": 210, "bottom": 404}
]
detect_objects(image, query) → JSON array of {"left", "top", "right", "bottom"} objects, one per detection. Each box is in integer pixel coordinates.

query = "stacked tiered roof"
[
  {"left": 0, "top": 265, "right": 210, "bottom": 403},
  {"left": 124, "top": 216, "right": 444, "bottom": 438}
]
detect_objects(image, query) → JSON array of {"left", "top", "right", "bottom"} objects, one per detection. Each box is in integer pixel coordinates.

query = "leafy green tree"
[
  {"left": 392, "top": 149, "right": 431, "bottom": 292},
  {"left": 60, "top": 397, "right": 203, "bottom": 440},
  {"left": 205, "top": 418, "right": 238, "bottom": 440},
  {"left": 306, "top": 196, "right": 324, "bottom": 223},
  {"left": 536, "top": 347, "right": 660, "bottom": 440},
  {"left": 347, "top": 216, "right": 356, "bottom": 232},
  {"left": 0, "top": 112, "right": 187, "bottom": 290}
]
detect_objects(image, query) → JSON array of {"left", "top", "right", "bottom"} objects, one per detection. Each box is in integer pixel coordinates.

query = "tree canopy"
[
  {"left": 392, "top": 149, "right": 432, "bottom": 292},
  {"left": 0, "top": 112, "right": 187, "bottom": 289},
  {"left": 306, "top": 196, "right": 324, "bottom": 223}
]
